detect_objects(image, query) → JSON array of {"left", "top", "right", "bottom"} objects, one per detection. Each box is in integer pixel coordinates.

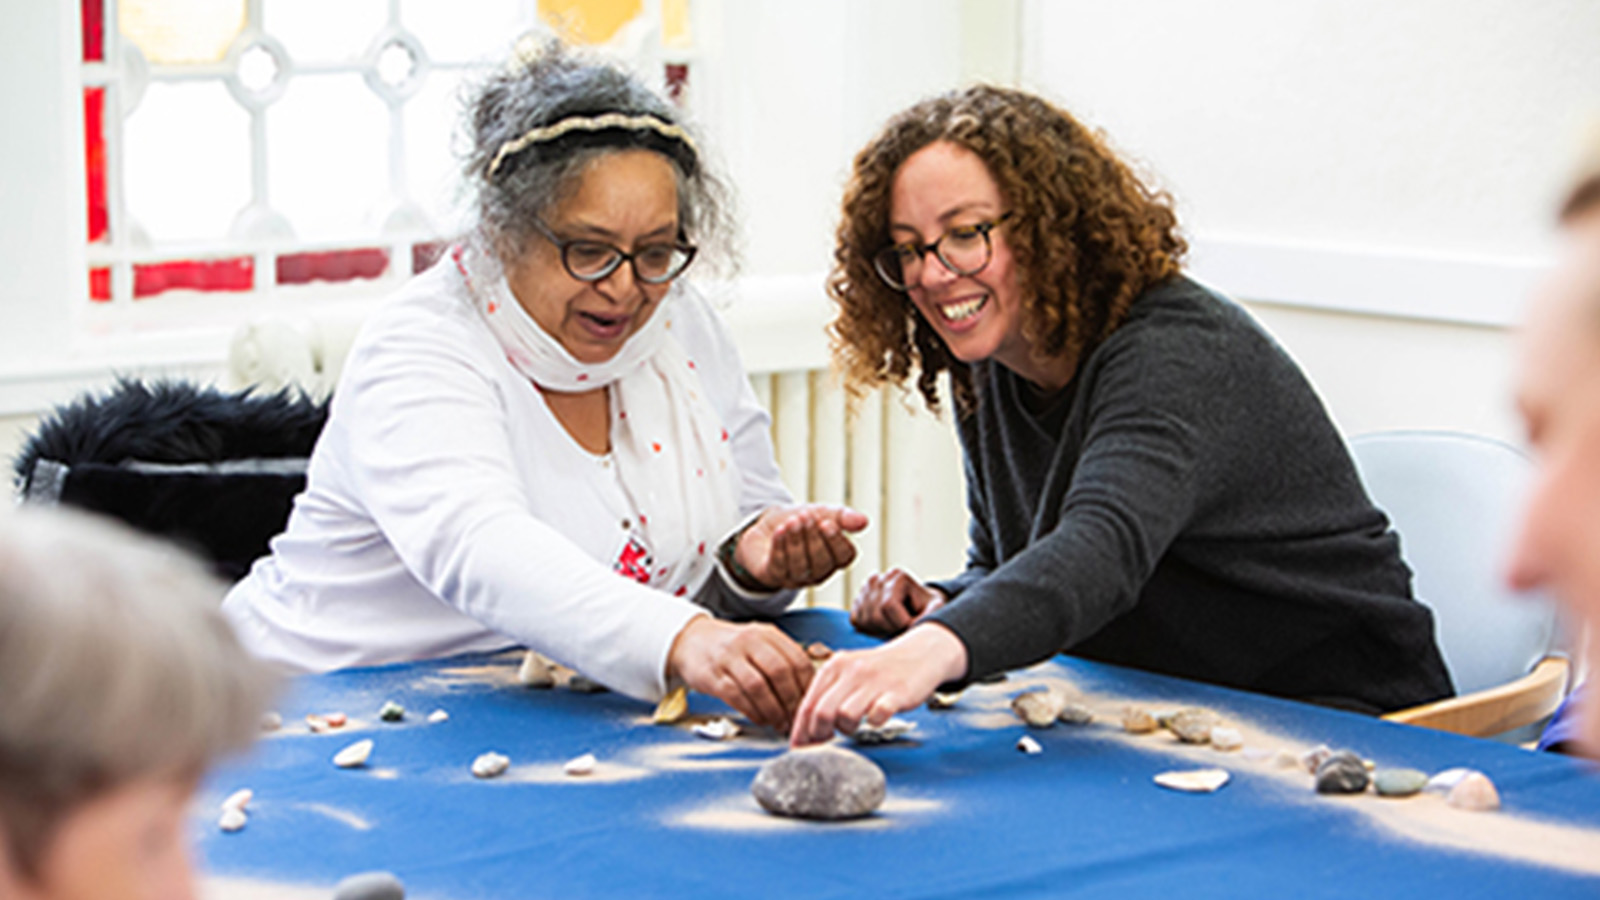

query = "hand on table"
[
  {"left": 850, "top": 567, "right": 948, "bottom": 637},
  {"left": 734, "top": 504, "right": 869, "bottom": 590},
  {"left": 789, "top": 623, "right": 968, "bottom": 747},
  {"left": 667, "top": 615, "right": 814, "bottom": 729}
]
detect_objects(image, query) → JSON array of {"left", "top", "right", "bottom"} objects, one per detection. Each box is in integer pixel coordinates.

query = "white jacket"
[{"left": 222, "top": 260, "right": 794, "bottom": 701}]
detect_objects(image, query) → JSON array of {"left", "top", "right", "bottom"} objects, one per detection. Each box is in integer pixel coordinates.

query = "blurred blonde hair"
[{"left": 0, "top": 507, "right": 278, "bottom": 879}]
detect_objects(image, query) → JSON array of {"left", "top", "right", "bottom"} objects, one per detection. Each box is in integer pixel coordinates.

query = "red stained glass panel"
[
  {"left": 133, "top": 258, "right": 254, "bottom": 298},
  {"left": 412, "top": 241, "right": 448, "bottom": 274},
  {"left": 81, "top": 0, "right": 104, "bottom": 62},
  {"left": 89, "top": 267, "right": 111, "bottom": 302},
  {"left": 276, "top": 249, "right": 389, "bottom": 286},
  {"left": 665, "top": 63, "right": 688, "bottom": 104},
  {"left": 85, "top": 88, "right": 107, "bottom": 243}
]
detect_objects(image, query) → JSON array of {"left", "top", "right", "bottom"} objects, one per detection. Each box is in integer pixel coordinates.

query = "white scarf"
[{"left": 453, "top": 241, "right": 740, "bottom": 600}]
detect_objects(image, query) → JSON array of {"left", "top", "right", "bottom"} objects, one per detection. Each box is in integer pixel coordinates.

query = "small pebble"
[
  {"left": 751, "top": 746, "right": 886, "bottom": 820},
  {"left": 1373, "top": 767, "right": 1429, "bottom": 798},
  {"left": 1122, "top": 707, "right": 1158, "bottom": 734},
  {"left": 1240, "top": 747, "right": 1274, "bottom": 762},
  {"left": 218, "top": 807, "right": 248, "bottom": 832},
  {"left": 1425, "top": 767, "right": 1474, "bottom": 794},
  {"left": 805, "top": 642, "right": 833, "bottom": 662},
  {"left": 1013, "top": 689, "right": 1066, "bottom": 728},
  {"left": 220, "top": 788, "right": 253, "bottom": 813},
  {"left": 692, "top": 718, "right": 740, "bottom": 741},
  {"left": 564, "top": 753, "right": 598, "bottom": 776},
  {"left": 324, "top": 712, "right": 348, "bottom": 729},
  {"left": 1315, "top": 751, "right": 1370, "bottom": 794},
  {"left": 332, "top": 870, "right": 406, "bottom": 900},
  {"left": 1274, "top": 749, "right": 1301, "bottom": 769},
  {"left": 852, "top": 717, "right": 916, "bottom": 744},
  {"left": 333, "top": 739, "right": 373, "bottom": 769},
  {"left": 260, "top": 711, "right": 282, "bottom": 732},
  {"left": 471, "top": 751, "right": 510, "bottom": 779},
  {"left": 1300, "top": 744, "right": 1333, "bottom": 774},
  {"left": 1057, "top": 703, "right": 1094, "bottom": 725},
  {"left": 1447, "top": 771, "right": 1501, "bottom": 811},
  {"left": 1154, "top": 768, "right": 1230, "bottom": 793},
  {"left": 1164, "top": 708, "right": 1218, "bottom": 744},
  {"left": 566, "top": 674, "right": 607, "bottom": 693},
  {"left": 518, "top": 651, "right": 554, "bottom": 688},
  {"left": 1209, "top": 727, "right": 1243, "bottom": 751},
  {"left": 427, "top": 709, "right": 449, "bottom": 724},
  {"left": 927, "top": 691, "right": 963, "bottom": 710},
  {"left": 378, "top": 701, "right": 405, "bottom": 722},
  {"left": 653, "top": 686, "right": 689, "bottom": 724},
  {"left": 1017, "top": 735, "right": 1043, "bottom": 755}
]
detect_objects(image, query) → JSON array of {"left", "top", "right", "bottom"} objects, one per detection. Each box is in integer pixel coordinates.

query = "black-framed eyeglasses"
[
  {"left": 872, "top": 211, "right": 1014, "bottom": 291},
  {"left": 532, "top": 219, "right": 698, "bottom": 285}
]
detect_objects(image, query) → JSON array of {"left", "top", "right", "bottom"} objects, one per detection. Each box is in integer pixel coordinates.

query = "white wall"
[{"left": 1022, "top": 0, "right": 1600, "bottom": 444}]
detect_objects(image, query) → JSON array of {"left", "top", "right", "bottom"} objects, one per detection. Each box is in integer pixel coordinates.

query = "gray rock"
[
  {"left": 333, "top": 871, "right": 404, "bottom": 900},
  {"left": 1373, "top": 767, "right": 1428, "bottom": 797},
  {"left": 1315, "top": 751, "right": 1370, "bottom": 794},
  {"left": 751, "top": 746, "right": 886, "bottom": 820},
  {"left": 1164, "top": 708, "right": 1218, "bottom": 744},
  {"left": 565, "top": 674, "right": 607, "bottom": 693}
]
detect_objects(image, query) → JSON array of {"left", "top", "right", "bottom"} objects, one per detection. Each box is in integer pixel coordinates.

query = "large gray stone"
[
  {"left": 751, "top": 746, "right": 887, "bottom": 820},
  {"left": 1315, "top": 751, "right": 1371, "bottom": 794}
]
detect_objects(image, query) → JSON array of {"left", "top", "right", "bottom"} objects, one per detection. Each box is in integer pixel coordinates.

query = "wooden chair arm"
[{"left": 1382, "top": 655, "right": 1571, "bottom": 738}]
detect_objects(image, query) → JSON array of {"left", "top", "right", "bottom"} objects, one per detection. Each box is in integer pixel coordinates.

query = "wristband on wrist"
[{"left": 716, "top": 516, "right": 775, "bottom": 592}]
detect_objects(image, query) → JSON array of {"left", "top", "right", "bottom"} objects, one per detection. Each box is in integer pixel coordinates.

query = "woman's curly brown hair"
[{"left": 827, "top": 85, "right": 1186, "bottom": 415}]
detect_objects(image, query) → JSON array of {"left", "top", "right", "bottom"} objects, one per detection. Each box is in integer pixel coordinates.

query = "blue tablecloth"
[{"left": 197, "top": 610, "right": 1600, "bottom": 899}]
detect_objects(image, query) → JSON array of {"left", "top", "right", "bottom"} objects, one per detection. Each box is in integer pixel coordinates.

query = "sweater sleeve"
[
  {"left": 925, "top": 334, "right": 1209, "bottom": 682},
  {"left": 335, "top": 308, "right": 705, "bottom": 703}
]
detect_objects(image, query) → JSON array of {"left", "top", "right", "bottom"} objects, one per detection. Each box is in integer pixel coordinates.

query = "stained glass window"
[{"left": 83, "top": 0, "right": 695, "bottom": 304}]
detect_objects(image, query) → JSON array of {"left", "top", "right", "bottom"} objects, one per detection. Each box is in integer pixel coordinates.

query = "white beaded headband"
[{"left": 486, "top": 112, "right": 699, "bottom": 178}]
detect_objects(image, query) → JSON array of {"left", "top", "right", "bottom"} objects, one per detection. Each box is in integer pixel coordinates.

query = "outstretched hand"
[
  {"left": 789, "top": 623, "right": 969, "bottom": 746},
  {"left": 735, "top": 504, "right": 869, "bottom": 590},
  {"left": 850, "top": 567, "right": 947, "bottom": 637}
]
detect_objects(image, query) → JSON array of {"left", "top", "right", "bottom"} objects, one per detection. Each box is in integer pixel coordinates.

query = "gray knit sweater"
[{"left": 925, "top": 276, "right": 1453, "bottom": 714}]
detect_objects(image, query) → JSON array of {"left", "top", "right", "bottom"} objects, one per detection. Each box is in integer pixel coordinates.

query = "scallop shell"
[{"left": 653, "top": 686, "right": 689, "bottom": 724}]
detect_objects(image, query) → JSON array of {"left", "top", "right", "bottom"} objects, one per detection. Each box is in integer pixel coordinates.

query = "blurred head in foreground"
[
  {"left": 0, "top": 507, "right": 278, "bottom": 900},
  {"left": 1508, "top": 129, "right": 1600, "bottom": 755}
]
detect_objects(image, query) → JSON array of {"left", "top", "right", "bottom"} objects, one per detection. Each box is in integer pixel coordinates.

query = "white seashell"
[
  {"left": 1274, "top": 749, "right": 1301, "bottom": 768},
  {"left": 692, "top": 717, "right": 741, "bottom": 741},
  {"left": 220, "top": 788, "right": 253, "bottom": 813},
  {"left": 1209, "top": 727, "right": 1244, "bottom": 751},
  {"left": 1425, "top": 767, "right": 1474, "bottom": 794},
  {"left": 333, "top": 739, "right": 373, "bottom": 769},
  {"left": 471, "top": 751, "right": 510, "bottom": 779},
  {"left": 852, "top": 717, "right": 916, "bottom": 744},
  {"left": 260, "top": 711, "right": 282, "bottom": 732},
  {"left": 218, "top": 807, "right": 248, "bottom": 832},
  {"left": 1017, "top": 735, "right": 1043, "bottom": 755},
  {"left": 518, "top": 650, "right": 554, "bottom": 688},
  {"left": 427, "top": 709, "right": 449, "bottom": 723},
  {"left": 1154, "top": 768, "right": 1231, "bottom": 793},
  {"left": 564, "top": 753, "right": 597, "bottom": 776}
]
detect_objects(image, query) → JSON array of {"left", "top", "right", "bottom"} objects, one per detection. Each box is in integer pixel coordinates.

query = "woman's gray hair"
[
  {"left": 461, "top": 40, "right": 738, "bottom": 276},
  {"left": 0, "top": 507, "right": 278, "bottom": 879}
]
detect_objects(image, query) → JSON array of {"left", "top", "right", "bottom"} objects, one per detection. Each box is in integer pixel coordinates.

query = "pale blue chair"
[{"left": 1348, "top": 430, "right": 1569, "bottom": 739}]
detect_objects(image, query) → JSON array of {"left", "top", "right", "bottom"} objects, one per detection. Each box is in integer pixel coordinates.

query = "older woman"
[
  {"left": 223, "top": 44, "right": 865, "bottom": 729},
  {"left": 792, "top": 85, "right": 1451, "bottom": 744},
  {"left": 0, "top": 507, "right": 277, "bottom": 900}
]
